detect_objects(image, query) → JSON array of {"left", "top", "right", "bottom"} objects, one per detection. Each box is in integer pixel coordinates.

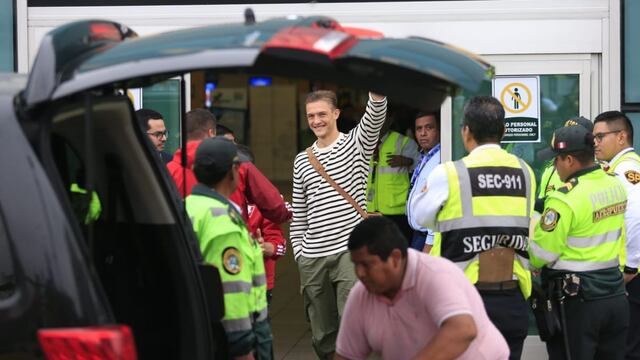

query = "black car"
[{"left": 0, "top": 16, "right": 491, "bottom": 359}]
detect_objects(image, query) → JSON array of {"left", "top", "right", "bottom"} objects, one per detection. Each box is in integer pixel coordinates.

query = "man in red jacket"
[
  {"left": 167, "top": 109, "right": 291, "bottom": 225},
  {"left": 248, "top": 204, "right": 287, "bottom": 304},
  {"left": 166, "top": 109, "right": 214, "bottom": 197}
]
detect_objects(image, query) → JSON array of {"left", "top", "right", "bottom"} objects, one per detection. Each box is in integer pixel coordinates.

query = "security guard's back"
[{"left": 410, "top": 96, "right": 535, "bottom": 360}]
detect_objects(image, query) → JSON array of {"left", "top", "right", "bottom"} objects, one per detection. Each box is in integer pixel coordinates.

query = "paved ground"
[{"left": 269, "top": 250, "right": 548, "bottom": 360}]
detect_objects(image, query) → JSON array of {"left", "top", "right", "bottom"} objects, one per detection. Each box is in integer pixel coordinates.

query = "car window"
[{"left": 51, "top": 134, "right": 101, "bottom": 225}]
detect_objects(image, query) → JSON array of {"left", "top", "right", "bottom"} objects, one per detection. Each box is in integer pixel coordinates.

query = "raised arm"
[{"left": 352, "top": 93, "right": 387, "bottom": 158}]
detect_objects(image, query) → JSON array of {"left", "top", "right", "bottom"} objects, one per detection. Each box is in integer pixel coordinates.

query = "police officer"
[
  {"left": 536, "top": 116, "right": 594, "bottom": 213},
  {"left": 530, "top": 125, "right": 628, "bottom": 360},
  {"left": 592, "top": 111, "right": 640, "bottom": 359},
  {"left": 185, "top": 137, "right": 272, "bottom": 360},
  {"left": 410, "top": 96, "right": 535, "bottom": 360}
]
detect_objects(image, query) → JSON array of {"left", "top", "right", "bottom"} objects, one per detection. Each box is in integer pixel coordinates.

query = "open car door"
[{"left": 14, "top": 15, "right": 493, "bottom": 360}]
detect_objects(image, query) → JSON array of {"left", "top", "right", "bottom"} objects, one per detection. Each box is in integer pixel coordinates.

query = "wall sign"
[{"left": 493, "top": 76, "right": 541, "bottom": 143}]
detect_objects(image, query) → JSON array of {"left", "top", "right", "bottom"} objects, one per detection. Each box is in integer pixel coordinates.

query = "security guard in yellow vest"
[
  {"left": 367, "top": 128, "right": 419, "bottom": 241},
  {"left": 409, "top": 96, "right": 535, "bottom": 360},
  {"left": 185, "top": 137, "right": 272, "bottom": 360},
  {"left": 593, "top": 111, "right": 640, "bottom": 359},
  {"left": 531, "top": 125, "right": 628, "bottom": 360},
  {"left": 536, "top": 117, "right": 595, "bottom": 213}
]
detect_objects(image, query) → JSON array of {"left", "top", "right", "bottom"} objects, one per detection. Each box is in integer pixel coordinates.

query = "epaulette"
[
  {"left": 557, "top": 177, "right": 578, "bottom": 194},
  {"left": 227, "top": 206, "right": 243, "bottom": 226}
]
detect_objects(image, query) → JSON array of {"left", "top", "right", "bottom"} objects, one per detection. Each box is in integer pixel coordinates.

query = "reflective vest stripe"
[
  {"left": 529, "top": 241, "right": 560, "bottom": 263},
  {"left": 222, "top": 317, "right": 253, "bottom": 332},
  {"left": 375, "top": 167, "right": 408, "bottom": 174},
  {"left": 223, "top": 281, "right": 252, "bottom": 294},
  {"left": 438, "top": 216, "right": 531, "bottom": 232},
  {"left": 567, "top": 229, "right": 622, "bottom": 248},
  {"left": 211, "top": 208, "right": 227, "bottom": 216},
  {"left": 451, "top": 158, "right": 532, "bottom": 221},
  {"left": 549, "top": 258, "right": 619, "bottom": 272},
  {"left": 519, "top": 158, "right": 533, "bottom": 215},
  {"left": 252, "top": 275, "right": 267, "bottom": 287},
  {"left": 453, "top": 160, "right": 473, "bottom": 218},
  {"left": 371, "top": 134, "right": 409, "bottom": 174}
]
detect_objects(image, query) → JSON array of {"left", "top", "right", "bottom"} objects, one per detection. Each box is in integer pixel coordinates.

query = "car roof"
[{"left": 21, "top": 16, "right": 493, "bottom": 111}]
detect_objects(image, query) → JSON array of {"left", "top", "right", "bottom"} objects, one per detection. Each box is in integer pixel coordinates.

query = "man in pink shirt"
[{"left": 336, "top": 217, "right": 509, "bottom": 360}]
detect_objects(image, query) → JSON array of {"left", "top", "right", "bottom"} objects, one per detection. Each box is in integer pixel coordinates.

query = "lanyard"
[{"left": 409, "top": 143, "right": 440, "bottom": 190}]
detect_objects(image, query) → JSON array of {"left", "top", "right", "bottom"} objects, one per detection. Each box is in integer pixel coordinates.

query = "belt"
[{"left": 475, "top": 280, "right": 519, "bottom": 291}]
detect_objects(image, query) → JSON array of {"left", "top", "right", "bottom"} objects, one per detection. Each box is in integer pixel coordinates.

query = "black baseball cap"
[
  {"left": 563, "top": 116, "right": 594, "bottom": 132},
  {"left": 538, "top": 125, "right": 595, "bottom": 161},
  {"left": 194, "top": 137, "right": 239, "bottom": 176}
]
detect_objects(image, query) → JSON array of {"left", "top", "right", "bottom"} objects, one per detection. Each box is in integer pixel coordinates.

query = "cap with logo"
[
  {"left": 194, "top": 137, "right": 239, "bottom": 176},
  {"left": 563, "top": 116, "right": 594, "bottom": 132},
  {"left": 537, "top": 125, "right": 595, "bottom": 161}
]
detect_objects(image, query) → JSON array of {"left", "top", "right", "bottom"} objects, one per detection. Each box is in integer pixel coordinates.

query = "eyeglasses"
[
  {"left": 147, "top": 130, "right": 168, "bottom": 139},
  {"left": 593, "top": 130, "right": 622, "bottom": 142}
]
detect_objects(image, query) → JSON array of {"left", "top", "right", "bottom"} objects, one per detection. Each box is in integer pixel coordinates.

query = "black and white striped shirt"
[{"left": 291, "top": 97, "right": 387, "bottom": 260}]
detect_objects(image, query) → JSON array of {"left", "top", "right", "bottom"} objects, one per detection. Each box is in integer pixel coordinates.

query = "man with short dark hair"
[
  {"left": 291, "top": 90, "right": 386, "bottom": 359},
  {"left": 335, "top": 216, "right": 509, "bottom": 360},
  {"left": 531, "top": 125, "right": 629, "bottom": 359},
  {"left": 410, "top": 96, "right": 535, "bottom": 359},
  {"left": 136, "top": 108, "right": 172, "bottom": 163},
  {"left": 593, "top": 110, "right": 640, "bottom": 359},
  {"left": 167, "top": 108, "right": 217, "bottom": 197},
  {"left": 167, "top": 109, "right": 290, "bottom": 226},
  {"left": 186, "top": 137, "right": 272, "bottom": 360},
  {"left": 407, "top": 111, "right": 441, "bottom": 251}
]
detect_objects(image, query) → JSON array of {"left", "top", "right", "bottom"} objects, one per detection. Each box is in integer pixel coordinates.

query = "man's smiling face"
[{"left": 306, "top": 99, "right": 340, "bottom": 141}]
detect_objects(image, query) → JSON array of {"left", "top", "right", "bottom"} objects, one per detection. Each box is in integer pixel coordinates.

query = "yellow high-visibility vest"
[{"left": 431, "top": 147, "right": 535, "bottom": 298}]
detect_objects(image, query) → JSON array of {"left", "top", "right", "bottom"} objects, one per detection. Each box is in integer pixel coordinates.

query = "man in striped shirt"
[{"left": 291, "top": 90, "right": 386, "bottom": 359}]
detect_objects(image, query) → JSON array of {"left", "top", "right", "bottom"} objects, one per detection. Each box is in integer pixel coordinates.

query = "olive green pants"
[{"left": 297, "top": 252, "right": 357, "bottom": 360}]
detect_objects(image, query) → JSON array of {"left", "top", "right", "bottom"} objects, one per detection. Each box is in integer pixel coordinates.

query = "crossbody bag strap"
[{"left": 306, "top": 147, "right": 368, "bottom": 219}]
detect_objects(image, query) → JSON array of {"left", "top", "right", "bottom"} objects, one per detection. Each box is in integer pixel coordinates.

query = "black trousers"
[
  {"left": 627, "top": 277, "right": 640, "bottom": 360},
  {"left": 479, "top": 288, "right": 529, "bottom": 360},
  {"left": 384, "top": 214, "right": 413, "bottom": 246},
  {"left": 547, "top": 295, "right": 628, "bottom": 360}
]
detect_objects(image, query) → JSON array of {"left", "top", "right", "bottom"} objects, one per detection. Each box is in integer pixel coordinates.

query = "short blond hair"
[{"left": 305, "top": 90, "right": 338, "bottom": 109}]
